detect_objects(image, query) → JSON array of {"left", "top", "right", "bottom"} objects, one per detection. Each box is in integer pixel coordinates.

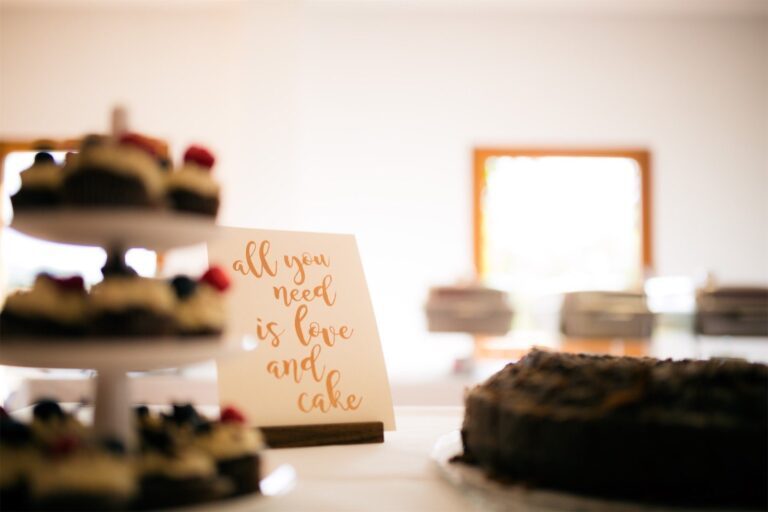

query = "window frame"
[{"left": 472, "top": 147, "right": 653, "bottom": 278}]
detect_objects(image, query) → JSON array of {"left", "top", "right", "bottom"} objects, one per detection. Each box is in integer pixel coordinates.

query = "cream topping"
[
  {"left": 67, "top": 145, "right": 165, "bottom": 198},
  {"left": 3, "top": 276, "right": 87, "bottom": 325},
  {"left": 90, "top": 277, "right": 176, "bottom": 314},
  {"left": 20, "top": 163, "right": 62, "bottom": 189},
  {"left": 30, "top": 451, "right": 135, "bottom": 498},
  {"left": 0, "top": 446, "right": 40, "bottom": 488},
  {"left": 175, "top": 284, "right": 226, "bottom": 332},
  {"left": 137, "top": 449, "right": 215, "bottom": 479},
  {"left": 195, "top": 423, "right": 263, "bottom": 460},
  {"left": 166, "top": 163, "right": 220, "bottom": 197}
]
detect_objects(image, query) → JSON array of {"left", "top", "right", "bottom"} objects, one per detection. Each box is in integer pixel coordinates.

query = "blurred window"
[{"left": 473, "top": 148, "right": 651, "bottom": 331}]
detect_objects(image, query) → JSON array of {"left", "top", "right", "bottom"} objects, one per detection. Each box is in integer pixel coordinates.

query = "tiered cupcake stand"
[
  {"left": 2, "top": 209, "right": 234, "bottom": 449},
  {"left": 2, "top": 210, "right": 299, "bottom": 512}
]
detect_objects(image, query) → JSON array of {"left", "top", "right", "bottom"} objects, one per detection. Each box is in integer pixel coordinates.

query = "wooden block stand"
[{"left": 260, "top": 422, "right": 384, "bottom": 448}]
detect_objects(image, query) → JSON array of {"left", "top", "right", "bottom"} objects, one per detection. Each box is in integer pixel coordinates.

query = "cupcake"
[
  {"left": 10, "top": 152, "right": 63, "bottom": 210},
  {"left": 166, "top": 145, "right": 220, "bottom": 216},
  {"left": 195, "top": 406, "right": 263, "bottom": 496},
  {"left": 0, "top": 274, "right": 89, "bottom": 338},
  {"left": 170, "top": 266, "right": 230, "bottom": 336},
  {"left": 29, "top": 399, "right": 87, "bottom": 448},
  {"left": 0, "top": 413, "right": 39, "bottom": 511},
  {"left": 136, "top": 427, "right": 224, "bottom": 509},
  {"left": 89, "top": 253, "right": 176, "bottom": 336},
  {"left": 29, "top": 437, "right": 135, "bottom": 511},
  {"left": 62, "top": 133, "right": 166, "bottom": 208}
]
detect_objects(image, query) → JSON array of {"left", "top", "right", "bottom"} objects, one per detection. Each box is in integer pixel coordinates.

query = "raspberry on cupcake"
[
  {"left": 62, "top": 133, "right": 166, "bottom": 208},
  {"left": 0, "top": 274, "right": 89, "bottom": 337},
  {"left": 11, "top": 152, "right": 63, "bottom": 210},
  {"left": 166, "top": 145, "right": 221, "bottom": 217},
  {"left": 170, "top": 266, "right": 230, "bottom": 336}
]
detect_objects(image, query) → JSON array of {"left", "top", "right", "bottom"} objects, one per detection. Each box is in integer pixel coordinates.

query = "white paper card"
[{"left": 209, "top": 227, "right": 395, "bottom": 430}]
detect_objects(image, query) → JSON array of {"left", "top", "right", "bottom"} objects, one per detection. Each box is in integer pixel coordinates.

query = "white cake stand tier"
[
  {"left": 0, "top": 337, "right": 241, "bottom": 448},
  {"left": 10, "top": 208, "right": 220, "bottom": 250}
]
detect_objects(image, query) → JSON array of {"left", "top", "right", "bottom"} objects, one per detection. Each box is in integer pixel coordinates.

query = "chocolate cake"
[{"left": 460, "top": 350, "right": 768, "bottom": 508}]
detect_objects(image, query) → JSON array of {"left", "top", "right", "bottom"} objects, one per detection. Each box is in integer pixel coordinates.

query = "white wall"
[{"left": 2, "top": 1, "right": 767, "bottom": 374}]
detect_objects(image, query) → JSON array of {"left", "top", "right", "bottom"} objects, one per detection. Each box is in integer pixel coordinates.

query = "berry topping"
[
  {"left": 34, "top": 152, "right": 55, "bottom": 165},
  {"left": 101, "top": 251, "right": 138, "bottom": 278},
  {"left": 33, "top": 399, "right": 64, "bottom": 421},
  {"left": 220, "top": 406, "right": 246, "bottom": 424},
  {"left": 140, "top": 428, "right": 175, "bottom": 455},
  {"left": 183, "top": 145, "right": 215, "bottom": 169},
  {"left": 200, "top": 266, "right": 230, "bottom": 292},
  {"left": 102, "top": 438, "right": 126, "bottom": 455},
  {"left": 48, "top": 275, "right": 86, "bottom": 293},
  {"left": 166, "top": 403, "right": 201, "bottom": 426},
  {"left": 120, "top": 133, "right": 158, "bottom": 158},
  {"left": 135, "top": 405, "right": 150, "bottom": 419},
  {"left": 50, "top": 435, "right": 80, "bottom": 457},
  {"left": 171, "top": 275, "right": 197, "bottom": 300}
]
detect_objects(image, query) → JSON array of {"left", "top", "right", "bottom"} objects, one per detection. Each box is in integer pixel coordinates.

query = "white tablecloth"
[{"left": 262, "top": 406, "right": 468, "bottom": 512}]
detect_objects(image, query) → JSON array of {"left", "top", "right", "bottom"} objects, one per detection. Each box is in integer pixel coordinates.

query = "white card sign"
[{"left": 209, "top": 227, "right": 395, "bottom": 430}]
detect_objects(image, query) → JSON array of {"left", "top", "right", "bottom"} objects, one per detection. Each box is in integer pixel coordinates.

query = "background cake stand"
[{"left": 2, "top": 208, "right": 241, "bottom": 448}]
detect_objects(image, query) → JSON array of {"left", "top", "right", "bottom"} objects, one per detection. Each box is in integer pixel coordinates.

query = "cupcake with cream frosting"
[
  {"left": 62, "top": 133, "right": 166, "bottom": 208},
  {"left": 29, "top": 400, "right": 88, "bottom": 448},
  {"left": 136, "top": 427, "right": 225, "bottom": 509},
  {"left": 166, "top": 145, "right": 220, "bottom": 217},
  {"left": 29, "top": 437, "right": 135, "bottom": 511},
  {"left": 0, "top": 413, "right": 39, "bottom": 510},
  {"left": 170, "top": 266, "right": 230, "bottom": 336},
  {"left": 0, "top": 274, "right": 89, "bottom": 337},
  {"left": 11, "top": 152, "right": 63, "bottom": 210},
  {"left": 195, "top": 406, "right": 263, "bottom": 496},
  {"left": 89, "top": 253, "right": 176, "bottom": 337}
]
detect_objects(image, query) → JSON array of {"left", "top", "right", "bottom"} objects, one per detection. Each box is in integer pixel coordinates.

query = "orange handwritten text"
[
  {"left": 255, "top": 317, "right": 285, "bottom": 347},
  {"left": 266, "top": 344, "right": 325, "bottom": 383},
  {"left": 294, "top": 304, "right": 354, "bottom": 347},
  {"left": 273, "top": 274, "right": 337, "bottom": 308},
  {"left": 284, "top": 252, "right": 331, "bottom": 285},
  {"left": 298, "top": 370, "right": 363, "bottom": 413},
  {"left": 233, "top": 240, "right": 277, "bottom": 278}
]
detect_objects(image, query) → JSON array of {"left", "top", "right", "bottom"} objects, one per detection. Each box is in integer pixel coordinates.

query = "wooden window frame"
[{"left": 472, "top": 147, "right": 652, "bottom": 278}]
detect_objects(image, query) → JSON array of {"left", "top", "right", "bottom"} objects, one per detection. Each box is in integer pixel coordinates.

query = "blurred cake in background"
[
  {"left": 425, "top": 284, "right": 513, "bottom": 336},
  {"left": 695, "top": 286, "right": 768, "bottom": 336},
  {"left": 560, "top": 291, "right": 654, "bottom": 338}
]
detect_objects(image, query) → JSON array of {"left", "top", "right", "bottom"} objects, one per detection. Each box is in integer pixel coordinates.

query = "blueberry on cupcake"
[
  {"left": 62, "top": 133, "right": 166, "bottom": 208},
  {"left": 170, "top": 266, "right": 230, "bottom": 336},
  {"left": 166, "top": 145, "right": 220, "bottom": 217},
  {"left": 29, "top": 436, "right": 136, "bottom": 511},
  {"left": 0, "top": 274, "right": 89, "bottom": 338},
  {"left": 89, "top": 252, "right": 176, "bottom": 337},
  {"left": 195, "top": 406, "right": 263, "bottom": 496},
  {"left": 0, "top": 414, "right": 39, "bottom": 510},
  {"left": 11, "top": 151, "right": 63, "bottom": 210}
]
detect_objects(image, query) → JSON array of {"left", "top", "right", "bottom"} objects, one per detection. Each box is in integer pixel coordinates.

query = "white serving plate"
[
  {"left": 0, "top": 335, "right": 239, "bottom": 371},
  {"left": 431, "top": 431, "right": 744, "bottom": 512},
  {"left": 10, "top": 208, "right": 220, "bottom": 250}
]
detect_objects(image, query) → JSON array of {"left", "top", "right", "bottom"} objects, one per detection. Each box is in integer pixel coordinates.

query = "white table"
[{"left": 263, "top": 406, "right": 467, "bottom": 512}]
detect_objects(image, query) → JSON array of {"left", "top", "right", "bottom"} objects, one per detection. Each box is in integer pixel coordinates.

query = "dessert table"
[{"left": 263, "top": 406, "right": 466, "bottom": 512}]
